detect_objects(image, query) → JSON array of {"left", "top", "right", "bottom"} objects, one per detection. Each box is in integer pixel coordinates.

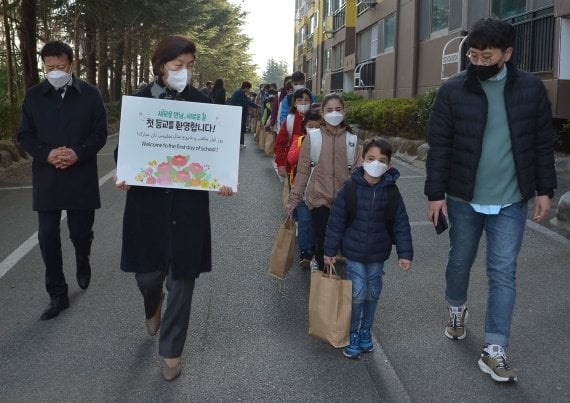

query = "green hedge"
[{"left": 345, "top": 90, "right": 436, "bottom": 141}]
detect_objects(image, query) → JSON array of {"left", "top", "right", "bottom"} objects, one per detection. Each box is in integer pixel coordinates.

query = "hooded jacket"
[{"left": 324, "top": 167, "right": 413, "bottom": 263}]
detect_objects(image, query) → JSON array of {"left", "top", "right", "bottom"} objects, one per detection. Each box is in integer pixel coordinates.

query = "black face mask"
[{"left": 472, "top": 63, "right": 501, "bottom": 81}]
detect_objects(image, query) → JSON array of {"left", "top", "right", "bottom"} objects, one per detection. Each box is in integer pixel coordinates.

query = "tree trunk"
[
  {"left": 2, "top": 0, "right": 15, "bottom": 103},
  {"left": 124, "top": 32, "right": 132, "bottom": 95},
  {"left": 110, "top": 34, "right": 124, "bottom": 101},
  {"left": 84, "top": 19, "right": 97, "bottom": 84},
  {"left": 97, "top": 28, "right": 109, "bottom": 102},
  {"left": 20, "top": 0, "right": 39, "bottom": 90}
]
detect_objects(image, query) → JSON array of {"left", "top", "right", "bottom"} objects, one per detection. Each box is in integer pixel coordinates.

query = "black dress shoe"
[
  {"left": 40, "top": 297, "right": 70, "bottom": 320},
  {"left": 76, "top": 255, "right": 91, "bottom": 290}
]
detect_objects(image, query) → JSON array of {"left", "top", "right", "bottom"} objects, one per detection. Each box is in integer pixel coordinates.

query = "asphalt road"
[{"left": 0, "top": 132, "right": 569, "bottom": 402}]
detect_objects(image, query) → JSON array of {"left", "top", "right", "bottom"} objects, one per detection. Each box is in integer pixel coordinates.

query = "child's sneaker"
[
  {"left": 309, "top": 258, "right": 319, "bottom": 272},
  {"left": 478, "top": 345, "right": 517, "bottom": 383},
  {"left": 299, "top": 251, "right": 312, "bottom": 270},
  {"left": 359, "top": 328, "right": 374, "bottom": 352},
  {"left": 445, "top": 305, "right": 468, "bottom": 340},
  {"left": 343, "top": 332, "right": 362, "bottom": 359}
]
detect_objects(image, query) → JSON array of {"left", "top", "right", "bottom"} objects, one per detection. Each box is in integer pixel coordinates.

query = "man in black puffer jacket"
[{"left": 424, "top": 18, "right": 556, "bottom": 383}]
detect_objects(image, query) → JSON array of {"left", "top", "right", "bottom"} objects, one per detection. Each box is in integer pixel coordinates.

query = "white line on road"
[
  {"left": 0, "top": 186, "right": 33, "bottom": 191},
  {"left": 0, "top": 168, "right": 117, "bottom": 280}
]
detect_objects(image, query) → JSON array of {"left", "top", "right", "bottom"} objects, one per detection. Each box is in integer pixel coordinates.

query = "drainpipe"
[
  {"left": 393, "top": 0, "right": 401, "bottom": 98},
  {"left": 411, "top": 0, "right": 419, "bottom": 97}
]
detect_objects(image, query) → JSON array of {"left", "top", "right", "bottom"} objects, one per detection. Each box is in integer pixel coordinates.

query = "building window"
[
  {"left": 384, "top": 14, "right": 395, "bottom": 50},
  {"left": 332, "top": 42, "right": 345, "bottom": 71},
  {"left": 357, "top": 27, "right": 372, "bottom": 62},
  {"left": 491, "top": 0, "right": 553, "bottom": 19},
  {"left": 431, "top": 0, "right": 449, "bottom": 33},
  {"left": 420, "top": 0, "right": 463, "bottom": 40}
]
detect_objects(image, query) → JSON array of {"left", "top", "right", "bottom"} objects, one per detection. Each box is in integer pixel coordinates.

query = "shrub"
[
  {"left": 340, "top": 91, "right": 363, "bottom": 102},
  {"left": 345, "top": 90, "right": 436, "bottom": 140}
]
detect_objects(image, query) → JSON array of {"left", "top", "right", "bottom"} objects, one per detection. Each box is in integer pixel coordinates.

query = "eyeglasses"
[{"left": 466, "top": 51, "right": 497, "bottom": 66}]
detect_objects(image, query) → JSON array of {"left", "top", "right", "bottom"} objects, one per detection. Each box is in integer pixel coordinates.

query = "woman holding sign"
[{"left": 115, "top": 35, "right": 233, "bottom": 382}]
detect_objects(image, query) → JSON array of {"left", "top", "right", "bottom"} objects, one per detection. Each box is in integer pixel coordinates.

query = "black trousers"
[
  {"left": 240, "top": 110, "right": 247, "bottom": 145},
  {"left": 311, "top": 206, "right": 331, "bottom": 270},
  {"left": 135, "top": 270, "right": 196, "bottom": 359},
  {"left": 37, "top": 210, "right": 95, "bottom": 298}
]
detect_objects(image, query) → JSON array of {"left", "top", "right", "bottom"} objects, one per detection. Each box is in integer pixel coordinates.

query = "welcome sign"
[{"left": 116, "top": 96, "right": 241, "bottom": 192}]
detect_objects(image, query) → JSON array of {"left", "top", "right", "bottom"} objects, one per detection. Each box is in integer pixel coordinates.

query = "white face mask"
[
  {"left": 362, "top": 160, "right": 388, "bottom": 178},
  {"left": 293, "top": 84, "right": 305, "bottom": 91},
  {"left": 296, "top": 104, "right": 310, "bottom": 114},
  {"left": 166, "top": 69, "right": 190, "bottom": 92},
  {"left": 46, "top": 70, "right": 72, "bottom": 89},
  {"left": 323, "top": 111, "right": 344, "bottom": 126},
  {"left": 306, "top": 128, "right": 320, "bottom": 135}
]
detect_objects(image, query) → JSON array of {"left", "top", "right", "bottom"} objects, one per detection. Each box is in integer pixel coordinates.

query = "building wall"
[{"left": 292, "top": 0, "right": 569, "bottom": 118}]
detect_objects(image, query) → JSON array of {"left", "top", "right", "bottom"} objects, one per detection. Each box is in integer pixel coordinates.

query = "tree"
[
  {"left": 261, "top": 58, "right": 288, "bottom": 85},
  {"left": 20, "top": 0, "right": 39, "bottom": 90}
]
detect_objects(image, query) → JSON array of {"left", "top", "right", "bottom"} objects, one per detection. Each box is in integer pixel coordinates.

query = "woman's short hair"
[{"left": 151, "top": 35, "right": 196, "bottom": 76}]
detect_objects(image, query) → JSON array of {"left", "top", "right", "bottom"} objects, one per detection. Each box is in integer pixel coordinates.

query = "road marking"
[
  {"left": 0, "top": 168, "right": 116, "bottom": 280},
  {"left": 0, "top": 186, "right": 33, "bottom": 191}
]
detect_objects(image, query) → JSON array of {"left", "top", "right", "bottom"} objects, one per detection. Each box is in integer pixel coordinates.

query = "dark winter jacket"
[
  {"left": 117, "top": 79, "right": 214, "bottom": 279},
  {"left": 424, "top": 61, "right": 556, "bottom": 202},
  {"left": 324, "top": 167, "right": 413, "bottom": 264},
  {"left": 211, "top": 86, "right": 226, "bottom": 104},
  {"left": 17, "top": 76, "right": 108, "bottom": 211}
]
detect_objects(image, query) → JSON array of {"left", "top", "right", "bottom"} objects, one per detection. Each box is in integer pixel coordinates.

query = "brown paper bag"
[
  {"left": 258, "top": 125, "right": 266, "bottom": 151},
  {"left": 264, "top": 131, "right": 275, "bottom": 156},
  {"left": 308, "top": 264, "right": 352, "bottom": 348},
  {"left": 282, "top": 179, "right": 290, "bottom": 210},
  {"left": 253, "top": 122, "right": 261, "bottom": 143},
  {"left": 268, "top": 216, "right": 296, "bottom": 279}
]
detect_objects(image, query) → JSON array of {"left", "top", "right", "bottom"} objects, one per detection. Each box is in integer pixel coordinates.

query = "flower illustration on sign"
[{"left": 134, "top": 154, "right": 221, "bottom": 190}]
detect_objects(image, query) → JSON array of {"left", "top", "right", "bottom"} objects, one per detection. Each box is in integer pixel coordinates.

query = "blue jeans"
[
  {"left": 346, "top": 259, "right": 385, "bottom": 334},
  {"left": 445, "top": 198, "right": 528, "bottom": 347},
  {"left": 294, "top": 200, "right": 315, "bottom": 256}
]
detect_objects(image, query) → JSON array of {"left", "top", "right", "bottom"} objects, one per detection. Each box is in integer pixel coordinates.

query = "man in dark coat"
[
  {"left": 17, "top": 41, "right": 108, "bottom": 320},
  {"left": 424, "top": 19, "right": 556, "bottom": 383},
  {"left": 229, "top": 81, "right": 259, "bottom": 148}
]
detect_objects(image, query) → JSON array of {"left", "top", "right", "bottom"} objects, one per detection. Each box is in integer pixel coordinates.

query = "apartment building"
[{"left": 293, "top": 0, "right": 570, "bottom": 118}]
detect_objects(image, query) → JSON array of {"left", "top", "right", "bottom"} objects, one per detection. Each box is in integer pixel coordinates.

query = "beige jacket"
[{"left": 288, "top": 126, "right": 361, "bottom": 210}]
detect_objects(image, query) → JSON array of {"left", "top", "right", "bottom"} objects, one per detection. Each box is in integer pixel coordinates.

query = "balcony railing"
[
  {"left": 331, "top": 69, "right": 344, "bottom": 92},
  {"left": 354, "top": 59, "right": 376, "bottom": 89},
  {"left": 357, "top": 1, "right": 374, "bottom": 15},
  {"left": 307, "top": 34, "right": 314, "bottom": 53},
  {"left": 297, "top": 43, "right": 304, "bottom": 58},
  {"left": 333, "top": 6, "right": 346, "bottom": 32},
  {"left": 504, "top": 6, "right": 554, "bottom": 73}
]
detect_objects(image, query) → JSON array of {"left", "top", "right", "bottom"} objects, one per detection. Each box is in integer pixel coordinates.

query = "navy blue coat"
[
  {"left": 117, "top": 80, "right": 215, "bottom": 280},
  {"left": 424, "top": 62, "right": 556, "bottom": 202},
  {"left": 17, "top": 76, "right": 108, "bottom": 211},
  {"left": 324, "top": 167, "right": 413, "bottom": 264}
]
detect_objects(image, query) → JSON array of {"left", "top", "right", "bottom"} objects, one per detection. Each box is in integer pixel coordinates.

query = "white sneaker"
[{"left": 310, "top": 259, "right": 319, "bottom": 272}]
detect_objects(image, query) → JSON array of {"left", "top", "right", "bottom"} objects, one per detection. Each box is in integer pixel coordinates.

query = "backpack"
[
  {"left": 342, "top": 178, "right": 400, "bottom": 245},
  {"left": 309, "top": 129, "right": 357, "bottom": 169},
  {"left": 286, "top": 114, "right": 295, "bottom": 138}
]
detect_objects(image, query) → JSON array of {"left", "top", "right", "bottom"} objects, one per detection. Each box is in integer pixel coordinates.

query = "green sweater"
[{"left": 471, "top": 75, "right": 521, "bottom": 205}]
